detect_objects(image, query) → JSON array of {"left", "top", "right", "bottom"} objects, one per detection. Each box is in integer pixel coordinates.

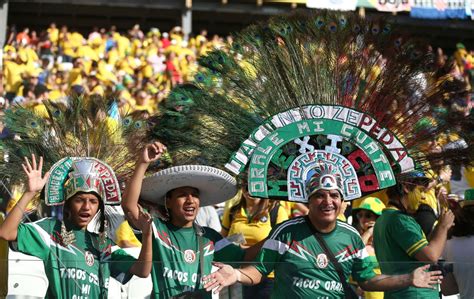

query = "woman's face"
[
  {"left": 67, "top": 193, "right": 100, "bottom": 229},
  {"left": 356, "top": 209, "right": 378, "bottom": 231}
]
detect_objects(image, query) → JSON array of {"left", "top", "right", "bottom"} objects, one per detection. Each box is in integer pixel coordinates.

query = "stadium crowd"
[
  {"left": 0, "top": 21, "right": 474, "bottom": 299},
  {"left": 1, "top": 23, "right": 228, "bottom": 117}
]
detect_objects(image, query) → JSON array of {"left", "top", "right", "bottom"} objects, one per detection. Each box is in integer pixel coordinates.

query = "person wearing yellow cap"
[{"left": 353, "top": 197, "right": 386, "bottom": 299}]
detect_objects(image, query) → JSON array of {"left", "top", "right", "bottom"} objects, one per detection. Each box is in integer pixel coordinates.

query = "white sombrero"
[{"left": 141, "top": 165, "right": 237, "bottom": 206}]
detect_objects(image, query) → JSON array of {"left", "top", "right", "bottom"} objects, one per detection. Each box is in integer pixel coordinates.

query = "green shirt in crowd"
[
  {"left": 373, "top": 207, "right": 438, "bottom": 299},
  {"left": 12, "top": 217, "right": 136, "bottom": 299},
  {"left": 254, "top": 216, "right": 376, "bottom": 299},
  {"left": 142, "top": 218, "right": 245, "bottom": 299}
]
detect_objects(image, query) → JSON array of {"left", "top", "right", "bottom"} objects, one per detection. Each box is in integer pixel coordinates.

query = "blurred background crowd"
[{"left": 0, "top": 23, "right": 229, "bottom": 119}]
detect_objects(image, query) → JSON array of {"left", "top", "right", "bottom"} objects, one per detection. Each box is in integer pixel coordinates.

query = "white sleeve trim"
[
  {"left": 262, "top": 239, "right": 289, "bottom": 255},
  {"left": 214, "top": 237, "right": 232, "bottom": 252}
]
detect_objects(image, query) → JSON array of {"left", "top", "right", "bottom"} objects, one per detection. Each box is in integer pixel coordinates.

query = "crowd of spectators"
[{"left": 1, "top": 23, "right": 229, "bottom": 118}]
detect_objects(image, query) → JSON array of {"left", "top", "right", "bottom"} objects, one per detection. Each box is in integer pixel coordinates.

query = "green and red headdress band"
[
  {"left": 225, "top": 105, "right": 407, "bottom": 202},
  {"left": 45, "top": 157, "right": 121, "bottom": 206}
]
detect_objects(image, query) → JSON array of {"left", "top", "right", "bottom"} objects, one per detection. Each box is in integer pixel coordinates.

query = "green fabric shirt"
[
  {"left": 145, "top": 218, "right": 245, "bottom": 298},
  {"left": 373, "top": 207, "right": 437, "bottom": 299},
  {"left": 13, "top": 217, "right": 135, "bottom": 299},
  {"left": 254, "top": 217, "right": 376, "bottom": 299}
]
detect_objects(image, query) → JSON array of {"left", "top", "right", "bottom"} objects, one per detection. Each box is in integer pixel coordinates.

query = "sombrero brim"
[{"left": 141, "top": 165, "right": 237, "bottom": 206}]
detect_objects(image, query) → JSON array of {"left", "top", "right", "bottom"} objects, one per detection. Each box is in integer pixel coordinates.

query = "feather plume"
[
  {"left": 1, "top": 96, "right": 147, "bottom": 187},
  {"left": 150, "top": 11, "right": 471, "bottom": 197}
]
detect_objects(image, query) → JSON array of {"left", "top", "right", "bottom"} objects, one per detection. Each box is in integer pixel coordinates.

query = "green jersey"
[
  {"left": 13, "top": 218, "right": 136, "bottom": 299},
  {"left": 144, "top": 218, "right": 245, "bottom": 299},
  {"left": 373, "top": 207, "right": 437, "bottom": 299},
  {"left": 254, "top": 216, "right": 376, "bottom": 299}
]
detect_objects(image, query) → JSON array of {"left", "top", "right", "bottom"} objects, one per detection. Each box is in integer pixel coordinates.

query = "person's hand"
[
  {"left": 437, "top": 186, "right": 449, "bottom": 207},
  {"left": 139, "top": 141, "right": 166, "bottom": 164},
  {"left": 361, "top": 221, "right": 375, "bottom": 245},
  {"left": 22, "top": 154, "right": 50, "bottom": 194},
  {"left": 203, "top": 262, "right": 237, "bottom": 293},
  {"left": 438, "top": 167, "right": 452, "bottom": 182},
  {"left": 363, "top": 221, "right": 376, "bottom": 232},
  {"left": 410, "top": 264, "right": 443, "bottom": 289},
  {"left": 127, "top": 206, "right": 152, "bottom": 233},
  {"left": 438, "top": 209, "right": 455, "bottom": 231}
]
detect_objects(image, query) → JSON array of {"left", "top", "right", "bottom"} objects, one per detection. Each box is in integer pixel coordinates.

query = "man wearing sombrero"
[
  {"left": 135, "top": 9, "right": 471, "bottom": 298},
  {"left": 122, "top": 142, "right": 261, "bottom": 298}
]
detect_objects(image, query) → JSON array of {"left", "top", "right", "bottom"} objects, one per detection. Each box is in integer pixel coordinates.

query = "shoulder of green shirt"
[{"left": 336, "top": 220, "right": 362, "bottom": 237}]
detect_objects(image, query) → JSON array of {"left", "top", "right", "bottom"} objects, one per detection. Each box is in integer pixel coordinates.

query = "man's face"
[
  {"left": 167, "top": 186, "right": 200, "bottom": 226},
  {"left": 67, "top": 193, "right": 100, "bottom": 229},
  {"left": 308, "top": 189, "right": 342, "bottom": 225}
]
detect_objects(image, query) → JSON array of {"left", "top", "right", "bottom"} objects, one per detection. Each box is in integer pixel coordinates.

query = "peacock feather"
[
  {"left": 150, "top": 11, "right": 471, "bottom": 199},
  {"left": 0, "top": 95, "right": 148, "bottom": 188}
]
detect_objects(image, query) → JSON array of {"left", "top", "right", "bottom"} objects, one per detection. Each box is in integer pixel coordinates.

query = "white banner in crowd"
[
  {"left": 410, "top": 0, "right": 469, "bottom": 19},
  {"left": 373, "top": 0, "right": 412, "bottom": 11},
  {"left": 306, "top": 0, "right": 358, "bottom": 10}
]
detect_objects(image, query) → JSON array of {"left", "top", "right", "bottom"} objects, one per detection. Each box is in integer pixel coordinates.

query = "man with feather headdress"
[
  {"left": 0, "top": 96, "right": 153, "bottom": 297},
  {"left": 146, "top": 10, "right": 471, "bottom": 299}
]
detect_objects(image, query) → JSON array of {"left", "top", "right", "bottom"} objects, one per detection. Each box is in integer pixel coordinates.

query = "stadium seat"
[
  {"left": 116, "top": 247, "right": 152, "bottom": 299},
  {"left": 7, "top": 251, "right": 48, "bottom": 298}
]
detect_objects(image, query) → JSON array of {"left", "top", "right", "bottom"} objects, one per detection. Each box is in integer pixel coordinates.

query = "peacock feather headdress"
[
  {"left": 150, "top": 11, "right": 471, "bottom": 202},
  {"left": 0, "top": 95, "right": 147, "bottom": 204}
]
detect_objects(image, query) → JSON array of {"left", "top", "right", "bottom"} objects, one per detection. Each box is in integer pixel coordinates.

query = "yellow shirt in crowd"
[
  {"left": 3, "top": 60, "right": 25, "bottom": 94},
  {"left": 221, "top": 205, "right": 288, "bottom": 247}
]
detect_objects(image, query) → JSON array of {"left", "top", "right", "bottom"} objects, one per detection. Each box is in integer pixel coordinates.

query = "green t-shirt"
[
  {"left": 254, "top": 217, "right": 376, "bottom": 299},
  {"left": 373, "top": 207, "right": 437, "bottom": 299},
  {"left": 145, "top": 218, "right": 245, "bottom": 298},
  {"left": 13, "top": 217, "right": 136, "bottom": 299}
]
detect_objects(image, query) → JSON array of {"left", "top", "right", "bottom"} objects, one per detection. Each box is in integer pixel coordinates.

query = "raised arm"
[
  {"left": 128, "top": 208, "right": 154, "bottom": 278},
  {"left": 414, "top": 209, "right": 454, "bottom": 263},
  {"left": 122, "top": 142, "right": 166, "bottom": 224},
  {"left": 0, "top": 155, "right": 49, "bottom": 241}
]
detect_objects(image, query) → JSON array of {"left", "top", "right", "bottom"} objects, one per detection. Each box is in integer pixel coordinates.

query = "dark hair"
[
  {"left": 451, "top": 206, "right": 474, "bottom": 237},
  {"left": 137, "top": 187, "right": 200, "bottom": 222},
  {"left": 386, "top": 184, "right": 407, "bottom": 212}
]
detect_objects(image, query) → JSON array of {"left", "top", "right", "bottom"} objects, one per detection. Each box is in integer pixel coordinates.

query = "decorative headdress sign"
[
  {"left": 45, "top": 157, "right": 121, "bottom": 206},
  {"left": 292, "top": 151, "right": 360, "bottom": 202},
  {"left": 225, "top": 105, "right": 404, "bottom": 201}
]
